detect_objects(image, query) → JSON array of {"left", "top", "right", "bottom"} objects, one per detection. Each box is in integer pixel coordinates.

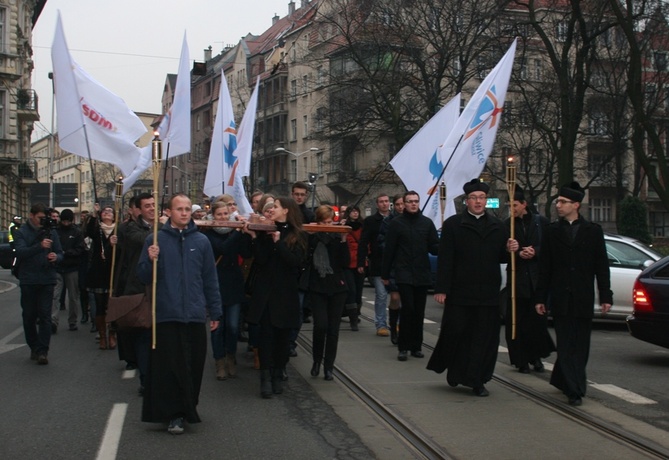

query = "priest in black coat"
[{"left": 533, "top": 182, "right": 612, "bottom": 406}]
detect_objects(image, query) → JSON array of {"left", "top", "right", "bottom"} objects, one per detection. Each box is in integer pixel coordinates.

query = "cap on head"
[
  {"left": 463, "top": 179, "right": 490, "bottom": 195},
  {"left": 559, "top": 181, "right": 585, "bottom": 203},
  {"left": 60, "top": 209, "right": 75, "bottom": 222},
  {"left": 513, "top": 186, "right": 525, "bottom": 202},
  {"left": 191, "top": 204, "right": 202, "bottom": 212}
]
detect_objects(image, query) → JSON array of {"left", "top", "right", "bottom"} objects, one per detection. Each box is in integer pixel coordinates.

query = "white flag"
[
  {"left": 203, "top": 73, "right": 255, "bottom": 215},
  {"left": 439, "top": 39, "right": 517, "bottom": 218},
  {"left": 158, "top": 32, "right": 191, "bottom": 157},
  {"left": 203, "top": 70, "right": 233, "bottom": 198},
  {"left": 390, "top": 94, "right": 460, "bottom": 229},
  {"left": 51, "top": 13, "right": 146, "bottom": 177},
  {"left": 123, "top": 33, "right": 191, "bottom": 193}
]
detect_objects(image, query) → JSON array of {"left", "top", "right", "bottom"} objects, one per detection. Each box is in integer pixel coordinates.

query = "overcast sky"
[{"left": 31, "top": 0, "right": 294, "bottom": 141}]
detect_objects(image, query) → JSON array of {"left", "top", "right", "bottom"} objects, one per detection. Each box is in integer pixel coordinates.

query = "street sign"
[
  {"left": 54, "top": 183, "right": 79, "bottom": 207},
  {"left": 486, "top": 198, "right": 500, "bottom": 209}
]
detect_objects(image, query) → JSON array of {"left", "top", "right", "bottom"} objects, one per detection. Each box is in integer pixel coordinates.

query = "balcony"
[{"left": 16, "top": 89, "right": 40, "bottom": 121}]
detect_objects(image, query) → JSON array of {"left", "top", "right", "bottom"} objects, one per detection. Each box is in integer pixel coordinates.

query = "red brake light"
[{"left": 633, "top": 279, "right": 653, "bottom": 312}]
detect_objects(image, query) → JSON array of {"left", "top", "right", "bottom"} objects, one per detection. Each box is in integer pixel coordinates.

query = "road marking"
[
  {"left": 122, "top": 369, "right": 137, "bottom": 379},
  {"left": 0, "top": 326, "right": 24, "bottom": 346},
  {"left": 590, "top": 384, "right": 657, "bottom": 405},
  {"left": 96, "top": 403, "right": 127, "bottom": 460},
  {"left": 0, "top": 327, "right": 26, "bottom": 355}
]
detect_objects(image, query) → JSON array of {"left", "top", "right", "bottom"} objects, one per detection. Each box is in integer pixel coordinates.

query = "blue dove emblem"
[{"left": 224, "top": 121, "right": 238, "bottom": 168}]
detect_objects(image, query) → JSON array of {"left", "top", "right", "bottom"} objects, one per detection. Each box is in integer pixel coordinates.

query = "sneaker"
[
  {"left": 397, "top": 350, "right": 408, "bottom": 361},
  {"left": 376, "top": 327, "right": 390, "bottom": 337},
  {"left": 167, "top": 417, "right": 184, "bottom": 434},
  {"left": 37, "top": 354, "right": 49, "bottom": 365},
  {"left": 68, "top": 324, "right": 78, "bottom": 331}
]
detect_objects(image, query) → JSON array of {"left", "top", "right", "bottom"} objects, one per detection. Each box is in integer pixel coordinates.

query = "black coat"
[
  {"left": 246, "top": 223, "right": 307, "bottom": 329},
  {"left": 55, "top": 223, "right": 86, "bottom": 273},
  {"left": 84, "top": 218, "right": 114, "bottom": 290},
  {"left": 505, "top": 212, "right": 549, "bottom": 299},
  {"left": 435, "top": 211, "right": 509, "bottom": 306},
  {"left": 381, "top": 211, "right": 439, "bottom": 286},
  {"left": 206, "top": 229, "right": 252, "bottom": 307},
  {"left": 357, "top": 212, "right": 386, "bottom": 276},
  {"left": 534, "top": 216, "right": 612, "bottom": 318},
  {"left": 115, "top": 219, "right": 161, "bottom": 296}
]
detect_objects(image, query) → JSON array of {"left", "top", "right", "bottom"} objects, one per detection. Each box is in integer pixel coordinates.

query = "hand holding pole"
[
  {"left": 151, "top": 133, "right": 162, "bottom": 349},
  {"left": 108, "top": 177, "right": 123, "bottom": 298},
  {"left": 506, "top": 156, "right": 517, "bottom": 340}
]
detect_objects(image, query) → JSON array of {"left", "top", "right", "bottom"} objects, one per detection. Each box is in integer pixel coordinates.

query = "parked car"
[
  {"left": 430, "top": 232, "right": 660, "bottom": 320},
  {"left": 0, "top": 230, "right": 13, "bottom": 269},
  {"left": 626, "top": 255, "right": 669, "bottom": 349}
]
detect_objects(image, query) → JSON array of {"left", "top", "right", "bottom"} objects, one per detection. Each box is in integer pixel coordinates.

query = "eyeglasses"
[
  {"left": 555, "top": 199, "right": 575, "bottom": 205},
  {"left": 405, "top": 200, "right": 419, "bottom": 204},
  {"left": 467, "top": 195, "right": 487, "bottom": 202},
  {"left": 226, "top": 202, "right": 238, "bottom": 206}
]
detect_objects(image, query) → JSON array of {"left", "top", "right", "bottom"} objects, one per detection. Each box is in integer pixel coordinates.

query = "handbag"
[{"left": 107, "top": 290, "right": 152, "bottom": 329}]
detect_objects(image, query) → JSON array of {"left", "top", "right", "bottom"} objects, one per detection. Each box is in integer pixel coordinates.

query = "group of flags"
[
  {"left": 50, "top": 12, "right": 255, "bottom": 211},
  {"left": 51, "top": 11, "right": 517, "bottom": 225}
]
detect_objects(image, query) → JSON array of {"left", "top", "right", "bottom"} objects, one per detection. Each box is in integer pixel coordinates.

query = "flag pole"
[
  {"left": 421, "top": 133, "right": 465, "bottom": 214},
  {"left": 151, "top": 133, "right": 163, "bottom": 349},
  {"left": 108, "top": 177, "right": 123, "bottom": 297},
  {"left": 506, "top": 156, "right": 517, "bottom": 340},
  {"left": 81, "top": 124, "right": 100, "bottom": 204},
  {"left": 160, "top": 142, "right": 171, "bottom": 213}
]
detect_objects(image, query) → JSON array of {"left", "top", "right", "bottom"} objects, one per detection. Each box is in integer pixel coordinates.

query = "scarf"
[
  {"left": 313, "top": 235, "right": 334, "bottom": 278},
  {"left": 100, "top": 221, "right": 115, "bottom": 238}
]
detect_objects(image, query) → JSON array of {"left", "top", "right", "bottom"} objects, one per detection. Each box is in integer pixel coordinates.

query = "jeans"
[
  {"left": 370, "top": 276, "right": 388, "bottom": 329},
  {"left": 211, "top": 303, "right": 241, "bottom": 359},
  {"left": 21, "top": 284, "right": 54, "bottom": 355},
  {"left": 52, "top": 271, "right": 81, "bottom": 326}
]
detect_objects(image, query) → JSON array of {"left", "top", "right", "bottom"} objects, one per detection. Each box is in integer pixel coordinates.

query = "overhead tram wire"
[{"left": 33, "top": 45, "right": 179, "bottom": 61}]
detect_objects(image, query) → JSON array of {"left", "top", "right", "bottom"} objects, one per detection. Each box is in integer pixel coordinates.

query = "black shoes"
[
  {"left": 324, "top": 369, "right": 334, "bottom": 381},
  {"left": 397, "top": 351, "right": 408, "bottom": 361},
  {"left": 390, "top": 327, "right": 398, "bottom": 345},
  {"left": 68, "top": 324, "right": 78, "bottom": 331},
  {"left": 533, "top": 360, "right": 545, "bottom": 373},
  {"left": 411, "top": 351, "right": 424, "bottom": 358},
  {"left": 289, "top": 347, "right": 298, "bottom": 358},
  {"left": 310, "top": 362, "right": 321, "bottom": 377},
  {"left": 167, "top": 417, "right": 184, "bottom": 435},
  {"left": 80, "top": 312, "right": 89, "bottom": 324},
  {"left": 568, "top": 396, "right": 582, "bottom": 406},
  {"left": 518, "top": 365, "right": 530, "bottom": 374},
  {"left": 37, "top": 354, "right": 49, "bottom": 365},
  {"left": 473, "top": 386, "right": 489, "bottom": 397}
]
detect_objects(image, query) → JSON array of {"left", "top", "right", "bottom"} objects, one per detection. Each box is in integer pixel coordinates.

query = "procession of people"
[{"left": 11, "top": 177, "right": 612, "bottom": 435}]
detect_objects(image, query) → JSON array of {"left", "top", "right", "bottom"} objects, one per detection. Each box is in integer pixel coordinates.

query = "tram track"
[{"left": 297, "top": 314, "right": 669, "bottom": 460}]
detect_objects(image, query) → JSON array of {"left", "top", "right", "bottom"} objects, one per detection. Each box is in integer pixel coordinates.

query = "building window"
[
  {"left": 303, "top": 115, "right": 308, "bottom": 137},
  {"left": 290, "top": 118, "right": 297, "bottom": 141},
  {"left": 534, "top": 59, "right": 542, "bottom": 80},
  {"left": 588, "top": 152, "right": 614, "bottom": 182},
  {"left": 655, "top": 52, "right": 667, "bottom": 71},
  {"left": 650, "top": 211, "right": 669, "bottom": 237},
  {"left": 588, "top": 110, "right": 609, "bottom": 136},
  {"left": 290, "top": 79, "right": 297, "bottom": 98},
  {"left": 196, "top": 115, "right": 201, "bottom": 132},
  {"left": 590, "top": 198, "right": 612, "bottom": 223},
  {"left": 556, "top": 21, "right": 568, "bottom": 42},
  {"left": 316, "top": 66, "right": 325, "bottom": 86},
  {"left": 317, "top": 151, "right": 323, "bottom": 175},
  {"left": 0, "top": 8, "right": 5, "bottom": 54},
  {"left": 302, "top": 75, "right": 309, "bottom": 94},
  {"left": 0, "top": 89, "right": 5, "bottom": 138},
  {"left": 316, "top": 107, "right": 325, "bottom": 132}
]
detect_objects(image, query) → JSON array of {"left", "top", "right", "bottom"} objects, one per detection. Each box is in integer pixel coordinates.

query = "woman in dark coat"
[
  {"left": 205, "top": 202, "right": 252, "bottom": 381},
  {"left": 84, "top": 204, "right": 117, "bottom": 350},
  {"left": 504, "top": 188, "right": 554, "bottom": 373},
  {"left": 305, "top": 206, "right": 349, "bottom": 381},
  {"left": 244, "top": 197, "right": 307, "bottom": 398}
]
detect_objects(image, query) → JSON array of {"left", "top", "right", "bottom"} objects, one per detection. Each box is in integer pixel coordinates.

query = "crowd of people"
[{"left": 11, "top": 178, "right": 611, "bottom": 434}]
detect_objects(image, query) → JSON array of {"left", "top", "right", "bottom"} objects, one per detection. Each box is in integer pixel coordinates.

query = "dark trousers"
[
  {"left": 551, "top": 315, "right": 592, "bottom": 398},
  {"left": 311, "top": 291, "right": 347, "bottom": 369},
  {"left": 343, "top": 268, "right": 364, "bottom": 306},
  {"left": 258, "top": 308, "right": 291, "bottom": 371},
  {"left": 505, "top": 297, "right": 555, "bottom": 368},
  {"left": 21, "top": 284, "right": 54, "bottom": 355},
  {"left": 397, "top": 284, "right": 428, "bottom": 353}
]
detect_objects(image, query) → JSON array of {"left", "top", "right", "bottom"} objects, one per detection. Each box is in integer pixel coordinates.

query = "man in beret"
[
  {"left": 533, "top": 181, "right": 611, "bottom": 406},
  {"left": 428, "top": 179, "right": 509, "bottom": 397}
]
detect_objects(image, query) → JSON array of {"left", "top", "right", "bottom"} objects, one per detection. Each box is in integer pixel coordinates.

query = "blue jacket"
[
  {"left": 14, "top": 220, "right": 63, "bottom": 285},
  {"left": 137, "top": 220, "right": 222, "bottom": 324}
]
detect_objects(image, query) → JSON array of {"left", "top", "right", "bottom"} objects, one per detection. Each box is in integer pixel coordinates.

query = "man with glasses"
[
  {"left": 532, "top": 181, "right": 611, "bottom": 406},
  {"left": 382, "top": 191, "right": 439, "bottom": 361},
  {"left": 291, "top": 181, "right": 315, "bottom": 224},
  {"left": 428, "top": 179, "right": 509, "bottom": 397}
]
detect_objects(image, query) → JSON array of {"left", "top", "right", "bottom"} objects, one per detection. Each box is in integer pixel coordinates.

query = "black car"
[
  {"left": 626, "top": 255, "right": 669, "bottom": 349},
  {"left": 0, "top": 230, "right": 13, "bottom": 269}
]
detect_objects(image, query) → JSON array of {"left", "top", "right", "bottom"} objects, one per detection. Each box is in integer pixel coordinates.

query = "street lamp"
[{"left": 275, "top": 147, "right": 321, "bottom": 183}]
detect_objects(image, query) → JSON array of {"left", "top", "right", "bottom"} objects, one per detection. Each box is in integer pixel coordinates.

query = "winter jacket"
[
  {"left": 382, "top": 210, "right": 439, "bottom": 286},
  {"left": 357, "top": 212, "right": 387, "bottom": 276},
  {"left": 206, "top": 229, "right": 252, "bottom": 307},
  {"left": 137, "top": 220, "right": 222, "bottom": 324},
  {"left": 55, "top": 223, "right": 86, "bottom": 273},
  {"left": 14, "top": 220, "right": 63, "bottom": 285},
  {"left": 305, "top": 232, "right": 350, "bottom": 295},
  {"left": 505, "top": 212, "right": 549, "bottom": 299}
]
